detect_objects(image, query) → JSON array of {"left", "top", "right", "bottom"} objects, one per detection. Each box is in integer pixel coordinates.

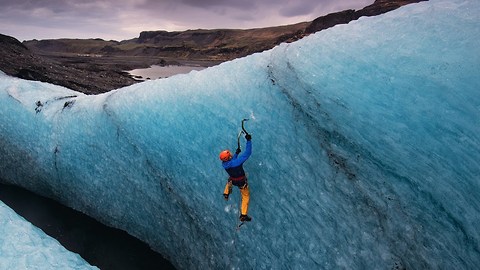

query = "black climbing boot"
[{"left": 239, "top": 215, "right": 252, "bottom": 222}]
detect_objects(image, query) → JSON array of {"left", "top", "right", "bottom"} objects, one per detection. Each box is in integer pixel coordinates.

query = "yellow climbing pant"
[{"left": 224, "top": 180, "right": 250, "bottom": 216}]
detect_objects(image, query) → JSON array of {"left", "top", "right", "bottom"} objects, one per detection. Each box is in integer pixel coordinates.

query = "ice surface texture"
[
  {"left": 0, "top": 201, "right": 97, "bottom": 269},
  {"left": 1, "top": 0, "right": 479, "bottom": 269}
]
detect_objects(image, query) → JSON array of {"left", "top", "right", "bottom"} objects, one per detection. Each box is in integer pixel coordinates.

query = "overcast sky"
[{"left": 0, "top": 0, "right": 373, "bottom": 41}]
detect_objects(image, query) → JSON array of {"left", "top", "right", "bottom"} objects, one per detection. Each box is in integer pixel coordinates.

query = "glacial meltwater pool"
[{"left": 128, "top": 65, "right": 206, "bottom": 80}]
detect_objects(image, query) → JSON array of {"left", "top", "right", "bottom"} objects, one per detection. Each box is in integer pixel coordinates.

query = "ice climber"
[{"left": 219, "top": 133, "right": 252, "bottom": 222}]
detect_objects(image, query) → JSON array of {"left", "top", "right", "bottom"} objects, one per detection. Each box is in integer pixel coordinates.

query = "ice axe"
[
  {"left": 236, "top": 130, "right": 244, "bottom": 151},
  {"left": 236, "top": 119, "right": 250, "bottom": 152},
  {"left": 241, "top": 118, "right": 250, "bottom": 136}
]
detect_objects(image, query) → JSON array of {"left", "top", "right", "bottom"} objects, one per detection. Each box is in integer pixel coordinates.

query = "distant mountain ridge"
[
  {"left": 23, "top": 0, "right": 425, "bottom": 62},
  {"left": 1, "top": 0, "right": 426, "bottom": 94},
  {"left": 23, "top": 23, "right": 309, "bottom": 62}
]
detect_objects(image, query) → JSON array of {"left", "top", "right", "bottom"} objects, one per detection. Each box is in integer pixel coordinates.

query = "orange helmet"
[{"left": 219, "top": 150, "right": 232, "bottom": 161}]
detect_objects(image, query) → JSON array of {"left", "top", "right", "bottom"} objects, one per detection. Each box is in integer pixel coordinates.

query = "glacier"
[
  {"left": 0, "top": 201, "right": 97, "bottom": 269},
  {"left": 1, "top": 0, "right": 479, "bottom": 269}
]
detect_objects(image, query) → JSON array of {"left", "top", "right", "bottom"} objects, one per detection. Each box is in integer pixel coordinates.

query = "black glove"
[
  {"left": 235, "top": 148, "right": 241, "bottom": 154},
  {"left": 245, "top": 134, "right": 251, "bottom": 141},
  {"left": 223, "top": 194, "right": 229, "bottom": 201}
]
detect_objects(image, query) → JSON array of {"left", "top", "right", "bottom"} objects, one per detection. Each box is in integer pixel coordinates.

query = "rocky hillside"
[
  {"left": 305, "top": 0, "right": 426, "bottom": 34},
  {"left": 1, "top": 0, "right": 426, "bottom": 94},
  {"left": 0, "top": 34, "right": 136, "bottom": 94}
]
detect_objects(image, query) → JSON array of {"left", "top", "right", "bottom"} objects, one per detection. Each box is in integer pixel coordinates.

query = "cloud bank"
[{"left": 0, "top": 0, "right": 372, "bottom": 41}]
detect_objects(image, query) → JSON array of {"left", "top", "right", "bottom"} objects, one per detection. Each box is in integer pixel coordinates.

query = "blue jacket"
[{"left": 222, "top": 140, "right": 252, "bottom": 179}]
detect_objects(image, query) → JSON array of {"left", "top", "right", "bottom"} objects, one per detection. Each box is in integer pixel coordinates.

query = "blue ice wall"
[
  {"left": 1, "top": 0, "right": 479, "bottom": 269},
  {"left": 0, "top": 201, "right": 97, "bottom": 269}
]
